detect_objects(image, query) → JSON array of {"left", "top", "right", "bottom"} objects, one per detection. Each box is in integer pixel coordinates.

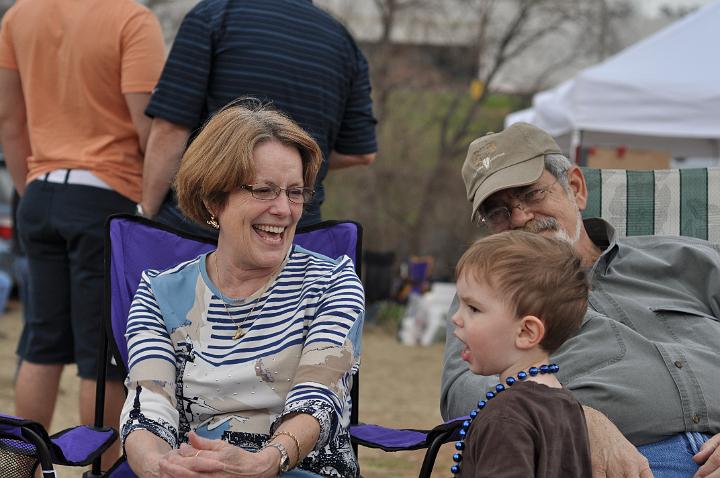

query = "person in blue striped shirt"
[
  {"left": 121, "top": 101, "right": 365, "bottom": 478},
  {"left": 138, "top": 0, "right": 377, "bottom": 238}
]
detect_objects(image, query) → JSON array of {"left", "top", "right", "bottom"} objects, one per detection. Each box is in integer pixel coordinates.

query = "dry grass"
[{"left": 0, "top": 302, "right": 455, "bottom": 477}]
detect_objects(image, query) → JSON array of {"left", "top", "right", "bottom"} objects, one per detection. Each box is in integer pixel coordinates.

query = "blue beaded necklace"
[{"left": 450, "top": 363, "right": 560, "bottom": 477}]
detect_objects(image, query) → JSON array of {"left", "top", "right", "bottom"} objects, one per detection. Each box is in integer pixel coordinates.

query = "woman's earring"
[{"left": 207, "top": 214, "right": 220, "bottom": 230}]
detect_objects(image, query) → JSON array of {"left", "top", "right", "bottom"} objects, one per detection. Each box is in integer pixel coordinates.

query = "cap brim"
[{"left": 470, "top": 156, "right": 545, "bottom": 220}]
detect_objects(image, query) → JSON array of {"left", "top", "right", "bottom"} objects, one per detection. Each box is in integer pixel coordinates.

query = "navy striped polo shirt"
[{"left": 146, "top": 0, "right": 377, "bottom": 224}]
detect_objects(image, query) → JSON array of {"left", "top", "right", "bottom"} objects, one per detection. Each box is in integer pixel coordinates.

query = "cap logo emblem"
[
  {"left": 481, "top": 152, "right": 505, "bottom": 170},
  {"left": 472, "top": 142, "right": 495, "bottom": 167},
  {"left": 471, "top": 141, "right": 505, "bottom": 171}
]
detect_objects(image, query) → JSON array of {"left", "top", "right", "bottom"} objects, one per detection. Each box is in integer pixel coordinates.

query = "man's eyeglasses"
[
  {"left": 477, "top": 178, "right": 561, "bottom": 231},
  {"left": 240, "top": 184, "right": 315, "bottom": 204}
]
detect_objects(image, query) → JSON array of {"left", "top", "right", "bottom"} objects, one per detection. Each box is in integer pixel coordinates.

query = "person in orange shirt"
[{"left": 0, "top": 0, "right": 164, "bottom": 464}]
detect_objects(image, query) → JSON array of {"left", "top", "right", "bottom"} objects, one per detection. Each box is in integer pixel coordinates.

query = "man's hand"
[
  {"left": 694, "top": 433, "right": 720, "bottom": 477},
  {"left": 583, "top": 406, "right": 654, "bottom": 478}
]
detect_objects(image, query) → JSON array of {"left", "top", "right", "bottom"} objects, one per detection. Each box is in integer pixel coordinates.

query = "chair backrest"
[
  {"left": 105, "top": 214, "right": 362, "bottom": 375},
  {"left": 582, "top": 167, "right": 720, "bottom": 242}
]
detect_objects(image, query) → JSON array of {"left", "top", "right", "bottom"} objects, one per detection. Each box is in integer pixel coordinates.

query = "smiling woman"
[{"left": 121, "top": 101, "right": 365, "bottom": 478}]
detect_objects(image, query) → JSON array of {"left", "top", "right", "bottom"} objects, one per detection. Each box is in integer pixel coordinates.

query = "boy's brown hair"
[{"left": 456, "top": 231, "right": 588, "bottom": 353}]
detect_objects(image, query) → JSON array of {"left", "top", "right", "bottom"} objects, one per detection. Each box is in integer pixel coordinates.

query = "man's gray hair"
[{"left": 545, "top": 153, "right": 572, "bottom": 192}]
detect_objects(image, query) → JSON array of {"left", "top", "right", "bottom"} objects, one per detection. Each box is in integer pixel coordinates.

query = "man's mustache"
[{"left": 522, "top": 217, "right": 559, "bottom": 234}]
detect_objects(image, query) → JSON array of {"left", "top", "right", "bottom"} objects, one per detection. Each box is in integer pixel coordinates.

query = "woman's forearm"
[
  {"left": 125, "top": 429, "right": 172, "bottom": 478},
  {"left": 270, "top": 413, "right": 321, "bottom": 468}
]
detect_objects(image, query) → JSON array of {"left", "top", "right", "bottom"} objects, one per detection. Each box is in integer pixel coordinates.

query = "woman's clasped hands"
[{"left": 157, "top": 432, "right": 282, "bottom": 478}]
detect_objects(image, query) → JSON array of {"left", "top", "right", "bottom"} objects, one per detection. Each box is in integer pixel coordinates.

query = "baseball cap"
[{"left": 461, "top": 122, "right": 562, "bottom": 220}]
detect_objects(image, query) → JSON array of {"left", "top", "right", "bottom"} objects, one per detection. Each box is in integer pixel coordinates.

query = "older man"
[{"left": 441, "top": 122, "right": 720, "bottom": 478}]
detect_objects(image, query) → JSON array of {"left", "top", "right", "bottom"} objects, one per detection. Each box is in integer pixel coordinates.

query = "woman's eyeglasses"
[{"left": 240, "top": 184, "right": 315, "bottom": 204}]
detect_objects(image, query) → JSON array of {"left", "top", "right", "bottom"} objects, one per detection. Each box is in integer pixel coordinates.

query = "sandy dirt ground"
[{"left": 0, "top": 301, "right": 455, "bottom": 477}]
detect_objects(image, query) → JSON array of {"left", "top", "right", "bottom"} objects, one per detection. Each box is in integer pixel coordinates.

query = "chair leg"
[
  {"left": 418, "top": 429, "right": 453, "bottom": 478},
  {"left": 90, "top": 324, "right": 109, "bottom": 477}
]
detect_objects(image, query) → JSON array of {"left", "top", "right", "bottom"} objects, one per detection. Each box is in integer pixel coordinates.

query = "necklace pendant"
[{"left": 232, "top": 328, "right": 245, "bottom": 340}]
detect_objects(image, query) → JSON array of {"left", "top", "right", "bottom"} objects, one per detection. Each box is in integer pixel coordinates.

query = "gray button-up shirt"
[{"left": 440, "top": 218, "right": 720, "bottom": 445}]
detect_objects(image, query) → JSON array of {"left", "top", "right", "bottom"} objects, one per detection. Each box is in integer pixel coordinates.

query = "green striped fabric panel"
[
  {"left": 582, "top": 167, "right": 719, "bottom": 241},
  {"left": 626, "top": 171, "right": 655, "bottom": 236},
  {"left": 709, "top": 168, "right": 720, "bottom": 243},
  {"left": 583, "top": 168, "right": 602, "bottom": 219},
  {"left": 680, "top": 168, "right": 708, "bottom": 240},
  {"left": 600, "top": 169, "right": 628, "bottom": 237},
  {"left": 653, "top": 169, "right": 681, "bottom": 236}
]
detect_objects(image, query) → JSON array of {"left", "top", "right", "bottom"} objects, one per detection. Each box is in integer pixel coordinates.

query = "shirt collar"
[{"left": 584, "top": 217, "right": 619, "bottom": 275}]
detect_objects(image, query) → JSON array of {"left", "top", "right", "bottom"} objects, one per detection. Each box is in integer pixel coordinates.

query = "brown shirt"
[{"left": 458, "top": 380, "right": 591, "bottom": 478}]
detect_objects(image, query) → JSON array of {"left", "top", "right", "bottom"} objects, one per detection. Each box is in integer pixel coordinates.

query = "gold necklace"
[{"left": 213, "top": 253, "right": 259, "bottom": 340}]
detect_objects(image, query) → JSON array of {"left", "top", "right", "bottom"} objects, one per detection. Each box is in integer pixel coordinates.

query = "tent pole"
[{"left": 570, "top": 129, "right": 583, "bottom": 164}]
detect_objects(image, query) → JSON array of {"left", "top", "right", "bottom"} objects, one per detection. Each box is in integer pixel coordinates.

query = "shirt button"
[
  {"left": 693, "top": 415, "right": 701, "bottom": 424},
  {"left": 674, "top": 360, "right": 683, "bottom": 368}
]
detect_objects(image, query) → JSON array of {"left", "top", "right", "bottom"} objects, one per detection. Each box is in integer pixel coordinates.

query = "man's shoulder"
[
  {"left": 2, "top": 0, "right": 44, "bottom": 22},
  {"left": 3, "top": 0, "right": 35, "bottom": 15},
  {"left": 5, "top": 0, "right": 149, "bottom": 15},
  {"left": 192, "top": 0, "right": 352, "bottom": 38},
  {"left": 86, "top": 0, "right": 156, "bottom": 20},
  {"left": 83, "top": 0, "right": 159, "bottom": 29},
  {"left": 619, "top": 233, "right": 719, "bottom": 254}
]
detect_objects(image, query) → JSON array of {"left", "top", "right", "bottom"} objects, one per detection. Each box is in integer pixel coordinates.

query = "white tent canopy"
[{"left": 505, "top": 0, "right": 720, "bottom": 159}]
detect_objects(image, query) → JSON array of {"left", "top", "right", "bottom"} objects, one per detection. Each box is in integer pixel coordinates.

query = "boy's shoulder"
[
  {"left": 461, "top": 381, "right": 592, "bottom": 478},
  {"left": 480, "top": 381, "right": 581, "bottom": 423}
]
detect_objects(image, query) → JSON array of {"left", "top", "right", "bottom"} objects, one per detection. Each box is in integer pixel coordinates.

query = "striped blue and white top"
[{"left": 120, "top": 245, "right": 364, "bottom": 477}]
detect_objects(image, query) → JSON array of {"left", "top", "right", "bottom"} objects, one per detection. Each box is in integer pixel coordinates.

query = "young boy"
[{"left": 451, "top": 230, "right": 592, "bottom": 477}]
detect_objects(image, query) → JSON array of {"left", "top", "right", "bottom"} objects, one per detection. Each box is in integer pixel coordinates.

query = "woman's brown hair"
[{"left": 175, "top": 98, "right": 322, "bottom": 225}]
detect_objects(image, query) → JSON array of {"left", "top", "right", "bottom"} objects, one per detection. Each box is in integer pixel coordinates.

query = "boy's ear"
[{"left": 516, "top": 315, "right": 545, "bottom": 350}]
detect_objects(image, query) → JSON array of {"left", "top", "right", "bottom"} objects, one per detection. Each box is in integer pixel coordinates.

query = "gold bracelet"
[{"left": 272, "top": 430, "right": 302, "bottom": 466}]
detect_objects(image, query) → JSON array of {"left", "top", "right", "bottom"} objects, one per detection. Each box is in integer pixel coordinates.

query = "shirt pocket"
[
  {"left": 650, "top": 306, "right": 720, "bottom": 346},
  {"left": 552, "top": 311, "right": 627, "bottom": 382}
]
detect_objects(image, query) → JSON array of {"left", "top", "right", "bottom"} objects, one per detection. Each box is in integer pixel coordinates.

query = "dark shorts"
[{"left": 17, "top": 179, "right": 134, "bottom": 380}]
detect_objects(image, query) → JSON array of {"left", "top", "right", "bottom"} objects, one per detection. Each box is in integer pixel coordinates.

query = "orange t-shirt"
[{"left": 0, "top": 0, "right": 165, "bottom": 202}]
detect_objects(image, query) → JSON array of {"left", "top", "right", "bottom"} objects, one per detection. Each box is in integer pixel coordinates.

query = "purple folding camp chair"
[
  {"left": 89, "top": 214, "right": 463, "bottom": 478},
  {"left": 0, "top": 413, "right": 116, "bottom": 477},
  {"left": 88, "top": 215, "right": 362, "bottom": 476}
]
